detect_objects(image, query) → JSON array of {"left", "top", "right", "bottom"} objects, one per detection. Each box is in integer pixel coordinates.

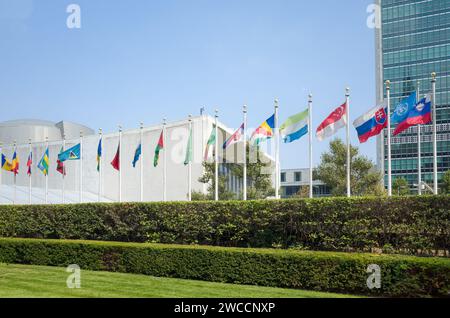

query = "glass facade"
[{"left": 379, "top": 0, "right": 450, "bottom": 190}]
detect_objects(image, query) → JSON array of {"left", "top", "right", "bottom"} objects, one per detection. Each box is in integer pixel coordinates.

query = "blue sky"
[{"left": 0, "top": 0, "right": 376, "bottom": 169}]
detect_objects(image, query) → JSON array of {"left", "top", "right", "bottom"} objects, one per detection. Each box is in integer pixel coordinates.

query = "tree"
[
  {"left": 392, "top": 177, "right": 410, "bottom": 196},
  {"left": 441, "top": 170, "right": 450, "bottom": 194},
  {"left": 315, "top": 138, "right": 385, "bottom": 197},
  {"left": 196, "top": 144, "right": 274, "bottom": 200},
  {"left": 291, "top": 186, "right": 310, "bottom": 199}
]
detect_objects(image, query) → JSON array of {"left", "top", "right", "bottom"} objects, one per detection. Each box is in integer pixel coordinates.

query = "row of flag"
[{"left": 0, "top": 93, "right": 431, "bottom": 177}]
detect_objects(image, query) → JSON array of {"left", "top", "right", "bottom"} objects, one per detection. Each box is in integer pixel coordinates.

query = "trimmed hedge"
[
  {"left": 0, "top": 196, "right": 449, "bottom": 255},
  {"left": 0, "top": 238, "right": 449, "bottom": 297}
]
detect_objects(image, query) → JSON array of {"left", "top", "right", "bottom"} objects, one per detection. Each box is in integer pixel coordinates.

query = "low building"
[{"left": 280, "top": 168, "right": 331, "bottom": 198}]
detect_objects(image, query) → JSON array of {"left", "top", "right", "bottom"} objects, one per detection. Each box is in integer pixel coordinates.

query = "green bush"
[
  {"left": 0, "top": 196, "right": 448, "bottom": 255},
  {"left": 0, "top": 238, "right": 448, "bottom": 297}
]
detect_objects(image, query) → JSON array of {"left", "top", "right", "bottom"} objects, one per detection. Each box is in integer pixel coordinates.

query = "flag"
[
  {"left": 97, "top": 138, "right": 102, "bottom": 172},
  {"left": 111, "top": 143, "right": 120, "bottom": 171},
  {"left": 316, "top": 102, "right": 347, "bottom": 141},
  {"left": 391, "top": 92, "right": 417, "bottom": 125},
  {"left": 250, "top": 114, "right": 275, "bottom": 146},
  {"left": 223, "top": 123, "right": 244, "bottom": 149},
  {"left": 27, "top": 152, "right": 32, "bottom": 176},
  {"left": 37, "top": 148, "right": 49, "bottom": 176},
  {"left": 154, "top": 130, "right": 164, "bottom": 167},
  {"left": 184, "top": 126, "right": 193, "bottom": 166},
  {"left": 204, "top": 125, "right": 217, "bottom": 160},
  {"left": 11, "top": 150, "right": 19, "bottom": 175},
  {"left": 353, "top": 105, "right": 387, "bottom": 143},
  {"left": 58, "top": 143, "right": 81, "bottom": 162},
  {"left": 56, "top": 146, "right": 66, "bottom": 176},
  {"left": 394, "top": 94, "right": 431, "bottom": 136},
  {"left": 1, "top": 154, "right": 13, "bottom": 172},
  {"left": 132, "top": 143, "right": 142, "bottom": 168},
  {"left": 280, "top": 109, "right": 309, "bottom": 143}
]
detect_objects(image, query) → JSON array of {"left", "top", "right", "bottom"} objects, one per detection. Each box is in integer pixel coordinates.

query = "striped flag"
[
  {"left": 204, "top": 125, "right": 216, "bottom": 160},
  {"left": 316, "top": 102, "right": 347, "bottom": 141},
  {"left": 11, "top": 150, "right": 19, "bottom": 175},
  {"left": 97, "top": 138, "right": 102, "bottom": 172},
  {"left": 223, "top": 123, "right": 244, "bottom": 149},
  {"left": 280, "top": 109, "right": 309, "bottom": 143},
  {"left": 27, "top": 152, "right": 32, "bottom": 176},
  {"left": 154, "top": 130, "right": 164, "bottom": 167},
  {"left": 250, "top": 114, "right": 275, "bottom": 146},
  {"left": 38, "top": 148, "right": 49, "bottom": 176}
]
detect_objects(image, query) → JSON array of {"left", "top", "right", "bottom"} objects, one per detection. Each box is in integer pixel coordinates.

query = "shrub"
[
  {"left": 0, "top": 196, "right": 448, "bottom": 255},
  {"left": 0, "top": 238, "right": 448, "bottom": 297}
]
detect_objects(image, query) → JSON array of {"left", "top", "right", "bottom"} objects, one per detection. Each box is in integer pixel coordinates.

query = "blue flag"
[
  {"left": 391, "top": 92, "right": 417, "bottom": 125},
  {"left": 132, "top": 143, "right": 142, "bottom": 168},
  {"left": 58, "top": 143, "right": 81, "bottom": 162}
]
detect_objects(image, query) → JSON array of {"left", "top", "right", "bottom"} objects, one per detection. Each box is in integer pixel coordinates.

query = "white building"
[
  {"left": 0, "top": 116, "right": 275, "bottom": 204},
  {"left": 280, "top": 168, "right": 330, "bottom": 198}
]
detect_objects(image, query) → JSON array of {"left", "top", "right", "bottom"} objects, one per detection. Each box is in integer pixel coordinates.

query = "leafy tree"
[
  {"left": 291, "top": 186, "right": 310, "bottom": 199},
  {"left": 441, "top": 170, "right": 450, "bottom": 194},
  {"left": 196, "top": 144, "right": 274, "bottom": 200},
  {"left": 315, "top": 138, "right": 385, "bottom": 196},
  {"left": 392, "top": 177, "right": 410, "bottom": 196}
]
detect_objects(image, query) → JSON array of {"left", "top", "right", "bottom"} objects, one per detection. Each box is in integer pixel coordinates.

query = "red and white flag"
[{"left": 316, "top": 102, "right": 347, "bottom": 141}]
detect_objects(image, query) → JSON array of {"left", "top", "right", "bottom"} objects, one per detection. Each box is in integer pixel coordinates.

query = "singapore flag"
[{"left": 316, "top": 102, "right": 347, "bottom": 141}]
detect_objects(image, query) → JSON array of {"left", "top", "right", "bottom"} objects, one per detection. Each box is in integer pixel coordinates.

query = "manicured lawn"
[{"left": 0, "top": 263, "right": 358, "bottom": 298}]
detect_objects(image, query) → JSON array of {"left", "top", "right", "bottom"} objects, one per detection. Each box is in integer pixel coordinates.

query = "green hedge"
[
  {"left": 0, "top": 196, "right": 448, "bottom": 255},
  {"left": 0, "top": 238, "right": 448, "bottom": 297}
]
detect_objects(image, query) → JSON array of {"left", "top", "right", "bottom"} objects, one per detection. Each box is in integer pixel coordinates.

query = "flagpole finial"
[
  {"left": 274, "top": 99, "right": 279, "bottom": 108},
  {"left": 431, "top": 72, "right": 436, "bottom": 82},
  {"left": 346, "top": 87, "right": 350, "bottom": 96},
  {"left": 163, "top": 118, "right": 167, "bottom": 126},
  {"left": 80, "top": 131, "right": 83, "bottom": 138},
  {"left": 118, "top": 125, "right": 122, "bottom": 132},
  {"left": 243, "top": 105, "right": 247, "bottom": 113},
  {"left": 385, "top": 80, "right": 391, "bottom": 89},
  {"left": 140, "top": 122, "right": 144, "bottom": 129},
  {"left": 215, "top": 109, "right": 218, "bottom": 118},
  {"left": 188, "top": 114, "right": 192, "bottom": 121},
  {"left": 99, "top": 128, "right": 102, "bottom": 135},
  {"left": 308, "top": 94, "right": 312, "bottom": 101}
]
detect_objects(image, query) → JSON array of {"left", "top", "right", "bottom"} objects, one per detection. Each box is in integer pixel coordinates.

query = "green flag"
[
  {"left": 204, "top": 124, "right": 216, "bottom": 161},
  {"left": 184, "top": 126, "right": 193, "bottom": 166}
]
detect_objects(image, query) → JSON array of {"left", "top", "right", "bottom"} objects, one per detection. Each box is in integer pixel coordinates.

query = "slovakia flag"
[
  {"left": 393, "top": 94, "right": 431, "bottom": 136},
  {"left": 316, "top": 102, "right": 347, "bottom": 141},
  {"left": 353, "top": 105, "right": 387, "bottom": 143}
]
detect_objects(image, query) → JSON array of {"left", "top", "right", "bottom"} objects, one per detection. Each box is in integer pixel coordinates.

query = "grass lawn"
[{"left": 0, "top": 263, "right": 359, "bottom": 298}]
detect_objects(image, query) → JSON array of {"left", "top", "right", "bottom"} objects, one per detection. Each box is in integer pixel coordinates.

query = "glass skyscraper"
[{"left": 376, "top": 0, "right": 450, "bottom": 192}]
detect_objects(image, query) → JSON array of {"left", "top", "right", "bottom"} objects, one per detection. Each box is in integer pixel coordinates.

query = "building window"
[
  {"left": 294, "top": 172, "right": 301, "bottom": 182},
  {"left": 281, "top": 172, "right": 286, "bottom": 183}
]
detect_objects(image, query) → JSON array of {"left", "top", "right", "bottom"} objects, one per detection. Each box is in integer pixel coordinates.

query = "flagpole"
[
  {"left": 243, "top": 105, "right": 247, "bottom": 201},
  {"left": 308, "top": 94, "right": 313, "bottom": 199},
  {"left": 274, "top": 99, "right": 280, "bottom": 199},
  {"left": 201, "top": 107, "right": 207, "bottom": 195},
  {"left": 98, "top": 128, "right": 102, "bottom": 203},
  {"left": 13, "top": 141, "right": 16, "bottom": 205},
  {"left": 163, "top": 118, "right": 167, "bottom": 202},
  {"left": 62, "top": 135, "right": 66, "bottom": 204},
  {"left": 386, "top": 80, "right": 392, "bottom": 196},
  {"left": 417, "top": 81, "right": 422, "bottom": 195},
  {"left": 28, "top": 139, "right": 32, "bottom": 204},
  {"left": 431, "top": 72, "right": 438, "bottom": 195},
  {"left": 345, "top": 88, "right": 351, "bottom": 198},
  {"left": 119, "top": 125, "right": 122, "bottom": 203},
  {"left": 188, "top": 115, "right": 192, "bottom": 201},
  {"left": 45, "top": 137, "right": 49, "bottom": 204},
  {"left": 214, "top": 110, "right": 219, "bottom": 201},
  {"left": 0, "top": 142, "right": 2, "bottom": 204},
  {"left": 140, "top": 122, "right": 144, "bottom": 202},
  {"left": 80, "top": 131, "right": 83, "bottom": 203}
]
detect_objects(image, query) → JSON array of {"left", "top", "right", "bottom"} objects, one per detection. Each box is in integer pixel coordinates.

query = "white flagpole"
[
  {"left": 163, "top": 118, "right": 167, "bottom": 202},
  {"left": 62, "top": 135, "right": 66, "bottom": 204},
  {"left": 386, "top": 80, "right": 392, "bottom": 196},
  {"left": 118, "top": 125, "right": 122, "bottom": 203},
  {"left": 28, "top": 139, "right": 32, "bottom": 204},
  {"left": 431, "top": 72, "right": 438, "bottom": 195},
  {"left": 214, "top": 110, "right": 219, "bottom": 201},
  {"left": 308, "top": 94, "right": 313, "bottom": 199},
  {"left": 98, "top": 128, "right": 102, "bottom": 203},
  {"left": 345, "top": 88, "right": 351, "bottom": 198},
  {"left": 79, "top": 131, "right": 83, "bottom": 203},
  {"left": 243, "top": 105, "right": 247, "bottom": 201},
  {"left": 417, "top": 81, "right": 422, "bottom": 195},
  {"left": 274, "top": 99, "right": 280, "bottom": 199},
  {"left": 13, "top": 141, "right": 16, "bottom": 205},
  {"left": 188, "top": 115, "right": 192, "bottom": 201},
  {"left": 140, "top": 122, "right": 144, "bottom": 202},
  {"left": 201, "top": 107, "right": 207, "bottom": 195},
  {"left": 45, "top": 137, "right": 49, "bottom": 204}
]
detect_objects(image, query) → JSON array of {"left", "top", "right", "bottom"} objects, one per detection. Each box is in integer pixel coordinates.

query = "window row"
[
  {"left": 382, "top": 0, "right": 450, "bottom": 22},
  {"left": 382, "top": 27, "right": 450, "bottom": 51},
  {"left": 383, "top": 43, "right": 450, "bottom": 65},
  {"left": 383, "top": 11, "right": 450, "bottom": 36}
]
